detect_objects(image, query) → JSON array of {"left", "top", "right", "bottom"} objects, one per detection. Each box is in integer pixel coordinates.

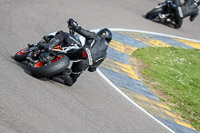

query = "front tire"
[
  {"left": 145, "top": 8, "right": 164, "bottom": 20},
  {"left": 15, "top": 48, "right": 31, "bottom": 61},
  {"left": 174, "top": 19, "right": 183, "bottom": 29},
  {"left": 30, "top": 54, "right": 70, "bottom": 78}
]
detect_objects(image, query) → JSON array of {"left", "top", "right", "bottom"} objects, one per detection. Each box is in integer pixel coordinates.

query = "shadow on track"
[
  {"left": 142, "top": 15, "right": 176, "bottom": 29},
  {"left": 11, "top": 55, "right": 32, "bottom": 75},
  {"left": 11, "top": 55, "right": 65, "bottom": 85}
]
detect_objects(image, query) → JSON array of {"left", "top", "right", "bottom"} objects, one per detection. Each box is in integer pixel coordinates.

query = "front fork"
[{"left": 158, "top": 13, "right": 170, "bottom": 23}]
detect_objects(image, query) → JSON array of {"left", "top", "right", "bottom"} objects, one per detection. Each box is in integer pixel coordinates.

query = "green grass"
[{"left": 132, "top": 47, "right": 200, "bottom": 130}]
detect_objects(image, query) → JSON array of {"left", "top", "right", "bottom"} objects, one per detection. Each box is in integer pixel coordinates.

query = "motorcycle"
[
  {"left": 145, "top": 0, "right": 180, "bottom": 28},
  {"left": 14, "top": 21, "right": 88, "bottom": 79}
]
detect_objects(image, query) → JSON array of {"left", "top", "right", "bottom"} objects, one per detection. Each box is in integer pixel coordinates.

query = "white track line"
[
  {"left": 96, "top": 69, "right": 175, "bottom": 133},
  {"left": 95, "top": 28, "right": 200, "bottom": 133},
  {"left": 96, "top": 28, "right": 200, "bottom": 42}
]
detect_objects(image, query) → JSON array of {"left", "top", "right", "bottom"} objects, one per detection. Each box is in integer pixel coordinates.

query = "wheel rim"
[
  {"left": 17, "top": 48, "right": 30, "bottom": 55},
  {"left": 34, "top": 55, "right": 63, "bottom": 67},
  {"left": 35, "top": 61, "right": 45, "bottom": 67},
  {"left": 52, "top": 55, "right": 62, "bottom": 63}
]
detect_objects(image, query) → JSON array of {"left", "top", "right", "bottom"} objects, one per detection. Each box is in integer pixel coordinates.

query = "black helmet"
[{"left": 97, "top": 28, "right": 112, "bottom": 43}]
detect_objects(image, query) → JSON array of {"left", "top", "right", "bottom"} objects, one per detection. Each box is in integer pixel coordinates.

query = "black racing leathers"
[
  {"left": 52, "top": 27, "right": 109, "bottom": 86},
  {"left": 172, "top": 0, "right": 183, "bottom": 28},
  {"left": 181, "top": 0, "right": 199, "bottom": 20},
  {"left": 68, "top": 26, "right": 108, "bottom": 85},
  {"left": 173, "top": 0, "right": 199, "bottom": 28},
  {"left": 74, "top": 26, "right": 108, "bottom": 68}
]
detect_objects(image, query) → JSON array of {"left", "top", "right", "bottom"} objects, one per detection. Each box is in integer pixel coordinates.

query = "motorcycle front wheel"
[
  {"left": 15, "top": 48, "right": 31, "bottom": 61},
  {"left": 30, "top": 54, "right": 70, "bottom": 78},
  {"left": 145, "top": 8, "right": 164, "bottom": 20}
]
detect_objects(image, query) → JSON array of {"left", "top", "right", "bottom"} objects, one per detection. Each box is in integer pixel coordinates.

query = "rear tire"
[
  {"left": 15, "top": 48, "right": 31, "bottom": 61},
  {"left": 145, "top": 8, "right": 164, "bottom": 20},
  {"left": 30, "top": 54, "right": 70, "bottom": 78}
]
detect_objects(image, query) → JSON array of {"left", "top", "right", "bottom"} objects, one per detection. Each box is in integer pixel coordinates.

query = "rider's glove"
[{"left": 69, "top": 19, "right": 79, "bottom": 30}]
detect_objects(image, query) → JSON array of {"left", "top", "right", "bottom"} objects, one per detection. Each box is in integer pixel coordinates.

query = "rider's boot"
[
  {"left": 63, "top": 75, "right": 74, "bottom": 86},
  {"left": 158, "top": 13, "right": 166, "bottom": 19},
  {"left": 60, "top": 69, "right": 74, "bottom": 86}
]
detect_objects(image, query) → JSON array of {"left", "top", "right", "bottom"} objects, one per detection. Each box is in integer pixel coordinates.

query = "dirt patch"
[
  {"left": 130, "top": 56, "right": 175, "bottom": 106},
  {"left": 130, "top": 57, "right": 159, "bottom": 89},
  {"left": 129, "top": 57, "right": 147, "bottom": 81}
]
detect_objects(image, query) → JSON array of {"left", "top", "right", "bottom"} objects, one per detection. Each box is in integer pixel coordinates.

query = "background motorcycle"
[
  {"left": 15, "top": 22, "right": 87, "bottom": 79},
  {"left": 145, "top": 0, "right": 181, "bottom": 28}
]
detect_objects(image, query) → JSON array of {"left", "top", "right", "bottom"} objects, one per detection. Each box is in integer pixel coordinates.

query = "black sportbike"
[
  {"left": 145, "top": 0, "right": 181, "bottom": 28},
  {"left": 15, "top": 22, "right": 87, "bottom": 79}
]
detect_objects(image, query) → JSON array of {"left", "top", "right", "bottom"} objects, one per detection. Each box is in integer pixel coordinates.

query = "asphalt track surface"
[{"left": 0, "top": 0, "right": 199, "bottom": 133}]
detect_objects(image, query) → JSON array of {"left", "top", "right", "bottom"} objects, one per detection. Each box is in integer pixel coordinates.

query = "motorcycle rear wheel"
[{"left": 30, "top": 54, "right": 70, "bottom": 78}]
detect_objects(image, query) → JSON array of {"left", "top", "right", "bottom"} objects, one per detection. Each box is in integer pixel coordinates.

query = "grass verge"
[{"left": 131, "top": 47, "right": 200, "bottom": 130}]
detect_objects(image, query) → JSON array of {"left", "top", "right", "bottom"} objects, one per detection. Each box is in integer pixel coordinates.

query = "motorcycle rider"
[
  {"left": 45, "top": 19, "right": 112, "bottom": 86},
  {"left": 172, "top": 0, "right": 199, "bottom": 28}
]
